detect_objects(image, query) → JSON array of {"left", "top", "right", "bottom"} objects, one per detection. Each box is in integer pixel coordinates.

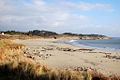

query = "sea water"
[{"left": 68, "top": 37, "right": 120, "bottom": 52}]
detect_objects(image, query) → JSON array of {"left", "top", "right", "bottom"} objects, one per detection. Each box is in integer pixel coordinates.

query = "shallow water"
[{"left": 68, "top": 37, "right": 120, "bottom": 52}]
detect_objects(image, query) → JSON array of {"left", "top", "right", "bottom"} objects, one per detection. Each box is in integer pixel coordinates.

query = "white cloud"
[
  {"left": 79, "top": 15, "right": 91, "bottom": 20},
  {"left": 52, "top": 22, "right": 61, "bottom": 27},
  {"left": 60, "top": 1, "right": 114, "bottom": 12},
  {"left": 0, "top": 0, "right": 118, "bottom": 36}
]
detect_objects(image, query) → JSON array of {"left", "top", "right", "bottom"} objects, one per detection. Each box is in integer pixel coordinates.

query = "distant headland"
[{"left": 0, "top": 30, "right": 110, "bottom": 40}]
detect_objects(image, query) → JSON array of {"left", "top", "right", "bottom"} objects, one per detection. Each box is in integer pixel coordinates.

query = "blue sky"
[{"left": 0, "top": 0, "right": 120, "bottom": 37}]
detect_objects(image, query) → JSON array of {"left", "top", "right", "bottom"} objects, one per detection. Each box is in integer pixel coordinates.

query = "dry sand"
[{"left": 13, "top": 39, "right": 120, "bottom": 76}]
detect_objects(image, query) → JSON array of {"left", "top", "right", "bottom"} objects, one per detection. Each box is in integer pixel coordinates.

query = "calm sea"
[{"left": 68, "top": 37, "right": 120, "bottom": 52}]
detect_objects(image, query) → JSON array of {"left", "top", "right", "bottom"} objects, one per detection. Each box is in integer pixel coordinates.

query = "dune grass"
[
  {"left": 0, "top": 39, "right": 119, "bottom": 80},
  {"left": 0, "top": 39, "right": 11, "bottom": 47},
  {"left": 0, "top": 62, "right": 91, "bottom": 80},
  {"left": 0, "top": 34, "right": 41, "bottom": 40}
]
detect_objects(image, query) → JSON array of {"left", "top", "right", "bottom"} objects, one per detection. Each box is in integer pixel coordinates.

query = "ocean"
[{"left": 68, "top": 37, "right": 120, "bottom": 52}]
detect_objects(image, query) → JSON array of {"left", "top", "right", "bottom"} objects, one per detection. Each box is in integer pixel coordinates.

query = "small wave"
[{"left": 69, "top": 40, "right": 77, "bottom": 43}]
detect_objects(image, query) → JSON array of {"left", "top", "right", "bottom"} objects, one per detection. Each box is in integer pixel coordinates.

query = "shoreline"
[
  {"left": 66, "top": 39, "right": 120, "bottom": 53},
  {"left": 13, "top": 39, "right": 120, "bottom": 76}
]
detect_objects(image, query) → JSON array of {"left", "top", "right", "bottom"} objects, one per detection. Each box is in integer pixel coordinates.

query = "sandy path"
[{"left": 13, "top": 39, "right": 120, "bottom": 76}]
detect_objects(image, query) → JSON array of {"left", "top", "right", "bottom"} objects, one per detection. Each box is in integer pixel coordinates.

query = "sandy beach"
[{"left": 13, "top": 39, "right": 120, "bottom": 76}]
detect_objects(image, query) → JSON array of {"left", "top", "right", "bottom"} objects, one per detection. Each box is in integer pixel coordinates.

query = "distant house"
[{"left": 1, "top": 33, "right": 4, "bottom": 35}]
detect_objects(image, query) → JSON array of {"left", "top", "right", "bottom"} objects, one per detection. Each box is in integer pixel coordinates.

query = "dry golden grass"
[
  {"left": 0, "top": 39, "right": 11, "bottom": 47},
  {"left": 0, "top": 39, "right": 120, "bottom": 80},
  {"left": 0, "top": 39, "right": 25, "bottom": 63},
  {"left": 0, "top": 34, "right": 41, "bottom": 40}
]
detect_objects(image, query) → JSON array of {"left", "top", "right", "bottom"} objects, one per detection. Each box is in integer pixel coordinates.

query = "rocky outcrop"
[
  {"left": 53, "top": 35, "right": 110, "bottom": 40},
  {"left": 79, "top": 36, "right": 110, "bottom": 40}
]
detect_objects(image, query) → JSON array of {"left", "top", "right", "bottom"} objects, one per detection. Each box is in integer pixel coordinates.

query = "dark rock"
[
  {"left": 46, "top": 54, "right": 49, "bottom": 56},
  {"left": 77, "top": 49, "right": 94, "bottom": 51},
  {"left": 27, "top": 55, "right": 32, "bottom": 58},
  {"left": 41, "top": 49, "right": 46, "bottom": 51},
  {"left": 112, "top": 56, "right": 120, "bottom": 60},
  {"left": 24, "top": 51, "right": 27, "bottom": 54},
  {"left": 105, "top": 54, "right": 112, "bottom": 59},
  {"left": 49, "top": 54, "right": 52, "bottom": 56}
]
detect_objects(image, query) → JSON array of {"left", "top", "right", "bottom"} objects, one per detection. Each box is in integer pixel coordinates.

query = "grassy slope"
[
  {"left": 0, "top": 39, "right": 119, "bottom": 80},
  {"left": 0, "top": 34, "right": 41, "bottom": 40}
]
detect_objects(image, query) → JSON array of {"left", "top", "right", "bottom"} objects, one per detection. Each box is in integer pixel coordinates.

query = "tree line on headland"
[{"left": 0, "top": 30, "right": 106, "bottom": 37}]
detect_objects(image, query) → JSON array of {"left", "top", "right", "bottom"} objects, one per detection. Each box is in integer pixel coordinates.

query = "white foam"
[{"left": 69, "top": 40, "right": 77, "bottom": 42}]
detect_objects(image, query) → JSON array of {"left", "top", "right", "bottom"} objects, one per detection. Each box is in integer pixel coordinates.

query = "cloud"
[
  {"left": 0, "top": 0, "right": 118, "bottom": 36},
  {"left": 60, "top": 1, "right": 114, "bottom": 12}
]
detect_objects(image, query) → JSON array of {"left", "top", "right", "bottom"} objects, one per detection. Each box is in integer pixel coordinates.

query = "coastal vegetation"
[
  {"left": 63, "top": 32, "right": 106, "bottom": 37},
  {"left": 0, "top": 30, "right": 107, "bottom": 38},
  {"left": 0, "top": 30, "right": 58, "bottom": 36},
  {"left": 26, "top": 30, "right": 58, "bottom": 36}
]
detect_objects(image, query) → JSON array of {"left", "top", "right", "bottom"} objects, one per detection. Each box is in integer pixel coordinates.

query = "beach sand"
[{"left": 13, "top": 39, "right": 120, "bottom": 76}]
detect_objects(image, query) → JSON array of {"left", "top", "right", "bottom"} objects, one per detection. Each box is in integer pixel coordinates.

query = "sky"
[{"left": 0, "top": 0, "right": 120, "bottom": 37}]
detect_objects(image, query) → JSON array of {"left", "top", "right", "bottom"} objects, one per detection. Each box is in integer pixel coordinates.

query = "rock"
[
  {"left": 27, "top": 47, "right": 31, "bottom": 50},
  {"left": 45, "top": 54, "right": 52, "bottom": 57},
  {"left": 27, "top": 55, "right": 32, "bottom": 58},
  {"left": 45, "top": 56, "right": 48, "bottom": 59},
  {"left": 32, "top": 57, "right": 35, "bottom": 60},
  {"left": 32, "top": 49, "right": 37, "bottom": 53},
  {"left": 63, "top": 48, "right": 70, "bottom": 51},
  {"left": 38, "top": 52, "right": 41, "bottom": 54},
  {"left": 56, "top": 47, "right": 72, "bottom": 51},
  {"left": 70, "top": 49, "right": 76, "bottom": 52},
  {"left": 47, "top": 48, "right": 54, "bottom": 50},
  {"left": 46, "top": 54, "right": 49, "bottom": 56},
  {"left": 77, "top": 49, "right": 94, "bottom": 51},
  {"left": 112, "top": 56, "right": 120, "bottom": 60},
  {"left": 49, "top": 54, "right": 52, "bottom": 56},
  {"left": 23, "top": 51, "right": 27, "bottom": 54},
  {"left": 75, "top": 67, "right": 87, "bottom": 71},
  {"left": 86, "top": 68, "right": 92, "bottom": 73},
  {"left": 42, "top": 47, "right": 46, "bottom": 49},
  {"left": 105, "top": 54, "right": 112, "bottom": 59},
  {"left": 42, "top": 47, "right": 53, "bottom": 50},
  {"left": 41, "top": 49, "right": 46, "bottom": 51},
  {"left": 61, "top": 48, "right": 72, "bottom": 51}
]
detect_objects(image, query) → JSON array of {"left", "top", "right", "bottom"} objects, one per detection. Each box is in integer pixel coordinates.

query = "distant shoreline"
[{"left": 0, "top": 30, "right": 110, "bottom": 40}]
